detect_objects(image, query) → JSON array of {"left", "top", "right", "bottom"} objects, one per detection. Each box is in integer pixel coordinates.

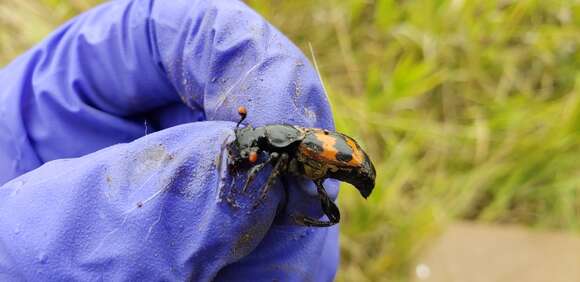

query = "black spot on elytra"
[{"left": 334, "top": 135, "right": 354, "bottom": 163}]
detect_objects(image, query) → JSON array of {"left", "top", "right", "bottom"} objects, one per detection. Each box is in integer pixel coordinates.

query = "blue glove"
[{"left": 0, "top": 0, "right": 339, "bottom": 280}]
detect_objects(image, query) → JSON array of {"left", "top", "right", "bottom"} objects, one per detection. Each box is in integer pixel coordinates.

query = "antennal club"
[{"left": 236, "top": 106, "right": 247, "bottom": 129}]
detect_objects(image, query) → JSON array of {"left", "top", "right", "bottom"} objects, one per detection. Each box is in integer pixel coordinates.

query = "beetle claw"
[
  {"left": 252, "top": 153, "right": 289, "bottom": 208},
  {"left": 291, "top": 181, "right": 340, "bottom": 227},
  {"left": 293, "top": 214, "right": 337, "bottom": 227},
  {"left": 242, "top": 163, "right": 264, "bottom": 193}
]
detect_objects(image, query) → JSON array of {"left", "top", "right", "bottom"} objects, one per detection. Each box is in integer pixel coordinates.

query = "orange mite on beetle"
[
  {"left": 228, "top": 106, "right": 376, "bottom": 227},
  {"left": 248, "top": 151, "right": 258, "bottom": 163}
]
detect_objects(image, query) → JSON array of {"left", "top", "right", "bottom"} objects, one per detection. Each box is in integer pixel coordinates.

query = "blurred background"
[{"left": 1, "top": 0, "right": 579, "bottom": 281}]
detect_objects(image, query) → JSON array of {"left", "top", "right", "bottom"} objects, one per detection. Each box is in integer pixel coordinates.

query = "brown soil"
[{"left": 411, "top": 222, "right": 580, "bottom": 282}]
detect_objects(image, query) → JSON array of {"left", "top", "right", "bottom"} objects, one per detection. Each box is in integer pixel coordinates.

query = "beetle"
[{"left": 228, "top": 106, "right": 376, "bottom": 227}]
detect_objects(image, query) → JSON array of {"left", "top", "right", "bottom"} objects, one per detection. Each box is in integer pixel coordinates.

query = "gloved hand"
[{"left": 0, "top": 0, "right": 339, "bottom": 281}]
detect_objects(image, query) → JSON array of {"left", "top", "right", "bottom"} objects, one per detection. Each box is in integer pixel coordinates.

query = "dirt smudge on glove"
[{"left": 231, "top": 219, "right": 270, "bottom": 261}]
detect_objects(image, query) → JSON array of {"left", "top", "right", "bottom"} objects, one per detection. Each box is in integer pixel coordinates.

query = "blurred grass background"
[{"left": 1, "top": 0, "right": 579, "bottom": 281}]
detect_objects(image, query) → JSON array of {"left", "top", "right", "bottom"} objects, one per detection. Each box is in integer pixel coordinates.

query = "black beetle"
[{"left": 228, "top": 106, "right": 376, "bottom": 227}]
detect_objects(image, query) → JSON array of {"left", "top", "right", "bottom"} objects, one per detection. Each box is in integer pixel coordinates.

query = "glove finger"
[{"left": 0, "top": 121, "right": 284, "bottom": 281}]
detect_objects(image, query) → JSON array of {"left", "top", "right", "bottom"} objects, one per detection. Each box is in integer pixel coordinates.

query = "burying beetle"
[{"left": 228, "top": 106, "right": 376, "bottom": 227}]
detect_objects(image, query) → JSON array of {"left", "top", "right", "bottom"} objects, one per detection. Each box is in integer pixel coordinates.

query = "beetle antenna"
[{"left": 236, "top": 106, "right": 247, "bottom": 129}]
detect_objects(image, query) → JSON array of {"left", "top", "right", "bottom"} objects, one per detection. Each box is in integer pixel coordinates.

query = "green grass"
[{"left": 2, "top": 1, "right": 579, "bottom": 281}]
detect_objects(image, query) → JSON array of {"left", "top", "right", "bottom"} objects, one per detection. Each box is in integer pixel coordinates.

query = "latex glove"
[{"left": 0, "top": 0, "right": 339, "bottom": 281}]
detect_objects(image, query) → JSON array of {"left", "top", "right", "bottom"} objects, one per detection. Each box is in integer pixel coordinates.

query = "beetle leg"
[
  {"left": 253, "top": 153, "right": 289, "bottom": 208},
  {"left": 315, "top": 179, "right": 341, "bottom": 224},
  {"left": 242, "top": 152, "right": 279, "bottom": 193},
  {"left": 293, "top": 180, "right": 340, "bottom": 227},
  {"left": 294, "top": 214, "right": 336, "bottom": 227}
]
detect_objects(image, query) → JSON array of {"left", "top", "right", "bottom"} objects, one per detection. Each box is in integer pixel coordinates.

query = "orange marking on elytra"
[
  {"left": 314, "top": 133, "right": 338, "bottom": 160},
  {"left": 345, "top": 138, "right": 364, "bottom": 166}
]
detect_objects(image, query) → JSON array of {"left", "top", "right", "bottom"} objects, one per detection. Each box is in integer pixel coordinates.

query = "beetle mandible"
[{"left": 228, "top": 106, "right": 376, "bottom": 227}]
